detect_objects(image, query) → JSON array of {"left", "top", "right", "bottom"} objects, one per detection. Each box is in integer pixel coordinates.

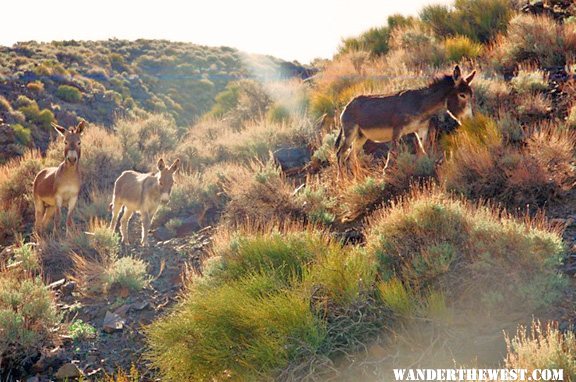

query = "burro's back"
[{"left": 110, "top": 158, "right": 180, "bottom": 245}]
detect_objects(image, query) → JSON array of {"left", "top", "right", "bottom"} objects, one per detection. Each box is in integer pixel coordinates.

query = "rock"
[
  {"left": 102, "top": 311, "right": 125, "bottom": 333},
  {"left": 54, "top": 363, "right": 83, "bottom": 380},
  {"left": 47, "top": 278, "right": 66, "bottom": 290},
  {"left": 273, "top": 146, "right": 311, "bottom": 171},
  {"left": 85, "top": 355, "right": 98, "bottom": 365},
  {"left": 132, "top": 300, "right": 150, "bottom": 311},
  {"left": 26, "top": 376, "right": 40, "bottom": 382},
  {"left": 153, "top": 226, "right": 174, "bottom": 242},
  {"left": 176, "top": 215, "right": 201, "bottom": 237},
  {"left": 113, "top": 304, "right": 131, "bottom": 317}
]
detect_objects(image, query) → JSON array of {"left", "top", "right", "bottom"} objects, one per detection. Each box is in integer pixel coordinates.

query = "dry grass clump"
[
  {"left": 490, "top": 14, "right": 571, "bottom": 69},
  {"left": 504, "top": 321, "right": 576, "bottom": 381},
  {"left": 365, "top": 187, "right": 566, "bottom": 312},
  {"left": 440, "top": 115, "right": 575, "bottom": 208},
  {"left": 114, "top": 113, "right": 179, "bottom": 171},
  {"left": 71, "top": 219, "right": 149, "bottom": 295},
  {"left": 0, "top": 150, "right": 43, "bottom": 244},
  {"left": 473, "top": 75, "right": 511, "bottom": 115},
  {"left": 176, "top": 116, "right": 315, "bottom": 171},
  {"left": 0, "top": 270, "right": 61, "bottom": 373},
  {"left": 443, "top": 35, "right": 483, "bottom": 63},
  {"left": 510, "top": 68, "right": 549, "bottom": 95},
  {"left": 387, "top": 23, "right": 446, "bottom": 69},
  {"left": 515, "top": 93, "right": 553, "bottom": 121},
  {"left": 154, "top": 162, "right": 245, "bottom": 232},
  {"left": 221, "top": 163, "right": 306, "bottom": 228}
]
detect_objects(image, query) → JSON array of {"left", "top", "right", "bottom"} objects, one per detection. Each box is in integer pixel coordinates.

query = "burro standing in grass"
[
  {"left": 110, "top": 158, "right": 180, "bottom": 245},
  {"left": 335, "top": 65, "right": 476, "bottom": 171},
  {"left": 33, "top": 121, "right": 86, "bottom": 233}
]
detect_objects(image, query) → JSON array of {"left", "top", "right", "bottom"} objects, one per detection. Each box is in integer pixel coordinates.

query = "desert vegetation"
[{"left": 1, "top": 0, "right": 576, "bottom": 380}]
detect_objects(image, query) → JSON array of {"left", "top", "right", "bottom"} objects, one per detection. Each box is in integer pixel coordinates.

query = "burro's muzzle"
[
  {"left": 160, "top": 192, "right": 170, "bottom": 204},
  {"left": 66, "top": 150, "right": 78, "bottom": 165}
]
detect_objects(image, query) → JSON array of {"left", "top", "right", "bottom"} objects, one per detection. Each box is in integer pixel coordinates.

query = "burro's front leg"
[
  {"left": 66, "top": 195, "right": 78, "bottom": 234},
  {"left": 54, "top": 196, "right": 63, "bottom": 234},
  {"left": 140, "top": 211, "right": 151, "bottom": 246},
  {"left": 414, "top": 127, "right": 429, "bottom": 157}
]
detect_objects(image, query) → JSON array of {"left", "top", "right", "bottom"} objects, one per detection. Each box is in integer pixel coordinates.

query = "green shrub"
[
  {"left": 56, "top": 85, "right": 83, "bottom": 103},
  {"left": 510, "top": 69, "right": 548, "bottom": 95},
  {"left": 18, "top": 101, "right": 55, "bottom": 130},
  {"left": 69, "top": 319, "right": 97, "bottom": 341},
  {"left": 148, "top": 227, "right": 386, "bottom": 381},
  {"left": 491, "top": 14, "right": 564, "bottom": 68},
  {"left": 10, "top": 242, "right": 40, "bottom": 273},
  {"left": 0, "top": 272, "right": 61, "bottom": 370},
  {"left": 444, "top": 35, "right": 483, "bottom": 62},
  {"left": 365, "top": 188, "right": 566, "bottom": 311},
  {"left": 338, "top": 14, "right": 415, "bottom": 56},
  {"left": 115, "top": 114, "right": 178, "bottom": 170},
  {"left": 420, "top": 0, "right": 512, "bottom": 43},
  {"left": 148, "top": 273, "right": 324, "bottom": 381},
  {"left": 105, "top": 256, "right": 150, "bottom": 293},
  {"left": 296, "top": 185, "right": 336, "bottom": 226},
  {"left": 11, "top": 124, "right": 32, "bottom": 146}
]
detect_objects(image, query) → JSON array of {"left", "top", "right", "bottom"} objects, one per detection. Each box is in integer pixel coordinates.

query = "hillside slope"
[{"left": 0, "top": 39, "right": 314, "bottom": 159}]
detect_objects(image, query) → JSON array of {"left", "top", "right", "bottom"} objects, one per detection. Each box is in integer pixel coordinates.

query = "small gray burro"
[{"left": 109, "top": 158, "right": 180, "bottom": 245}]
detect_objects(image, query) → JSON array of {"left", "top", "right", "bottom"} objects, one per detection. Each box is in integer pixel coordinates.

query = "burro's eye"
[{"left": 458, "top": 93, "right": 467, "bottom": 99}]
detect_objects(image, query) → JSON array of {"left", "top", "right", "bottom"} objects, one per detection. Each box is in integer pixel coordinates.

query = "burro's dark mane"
[{"left": 392, "top": 74, "right": 454, "bottom": 98}]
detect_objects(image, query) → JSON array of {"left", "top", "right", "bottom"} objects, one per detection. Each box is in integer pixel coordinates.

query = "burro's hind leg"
[
  {"left": 109, "top": 200, "right": 123, "bottom": 232},
  {"left": 140, "top": 211, "right": 151, "bottom": 246},
  {"left": 119, "top": 208, "right": 134, "bottom": 245}
]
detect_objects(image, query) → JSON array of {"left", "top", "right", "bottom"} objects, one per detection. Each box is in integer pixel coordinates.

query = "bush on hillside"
[
  {"left": 0, "top": 272, "right": 61, "bottom": 372},
  {"left": 56, "top": 85, "right": 83, "bottom": 103},
  {"left": 147, "top": 227, "right": 384, "bottom": 381},
  {"left": 365, "top": 187, "right": 566, "bottom": 312},
  {"left": 420, "top": 0, "right": 512, "bottom": 43},
  {"left": 440, "top": 115, "right": 574, "bottom": 208}
]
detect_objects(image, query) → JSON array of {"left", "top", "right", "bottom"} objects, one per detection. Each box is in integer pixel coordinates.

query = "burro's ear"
[
  {"left": 169, "top": 158, "right": 180, "bottom": 173},
  {"left": 465, "top": 70, "right": 476, "bottom": 84},
  {"left": 75, "top": 120, "right": 86, "bottom": 135},
  {"left": 453, "top": 65, "right": 462, "bottom": 82},
  {"left": 157, "top": 158, "right": 166, "bottom": 171},
  {"left": 51, "top": 122, "right": 67, "bottom": 137}
]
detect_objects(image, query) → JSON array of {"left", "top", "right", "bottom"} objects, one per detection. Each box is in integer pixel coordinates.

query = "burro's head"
[
  {"left": 156, "top": 158, "right": 180, "bottom": 204},
  {"left": 446, "top": 65, "right": 476, "bottom": 124},
  {"left": 52, "top": 121, "right": 86, "bottom": 166}
]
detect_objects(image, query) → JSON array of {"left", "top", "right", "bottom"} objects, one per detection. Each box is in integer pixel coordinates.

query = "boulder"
[
  {"left": 54, "top": 363, "right": 83, "bottom": 380},
  {"left": 273, "top": 146, "right": 311, "bottom": 171},
  {"left": 102, "top": 311, "right": 125, "bottom": 333}
]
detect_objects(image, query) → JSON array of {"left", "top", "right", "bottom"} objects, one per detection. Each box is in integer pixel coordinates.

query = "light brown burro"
[
  {"left": 335, "top": 65, "right": 476, "bottom": 171},
  {"left": 33, "top": 121, "right": 86, "bottom": 233},
  {"left": 110, "top": 158, "right": 180, "bottom": 245}
]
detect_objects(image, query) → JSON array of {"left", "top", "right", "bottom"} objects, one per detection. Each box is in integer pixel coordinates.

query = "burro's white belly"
[{"left": 360, "top": 120, "right": 427, "bottom": 143}]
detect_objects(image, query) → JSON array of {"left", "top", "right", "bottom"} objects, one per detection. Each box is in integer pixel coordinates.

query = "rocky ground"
[{"left": 18, "top": 227, "right": 212, "bottom": 381}]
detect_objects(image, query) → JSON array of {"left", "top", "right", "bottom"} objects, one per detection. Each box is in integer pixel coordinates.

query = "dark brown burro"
[
  {"left": 335, "top": 65, "right": 476, "bottom": 171},
  {"left": 33, "top": 121, "right": 86, "bottom": 233}
]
